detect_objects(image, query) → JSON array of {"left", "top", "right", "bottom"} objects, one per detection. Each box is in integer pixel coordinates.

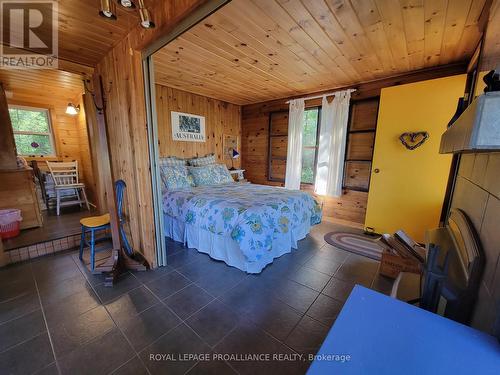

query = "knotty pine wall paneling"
[
  {"left": 155, "top": 85, "right": 241, "bottom": 167},
  {"left": 153, "top": 0, "right": 485, "bottom": 105},
  {"left": 74, "top": 95, "right": 97, "bottom": 205},
  {"left": 242, "top": 96, "right": 371, "bottom": 224},
  {"left": 1, "top": 65, "right": 98, "bottom": 206},
  {"left": 0, "top": 83, "right": 17, "bottom": 169},
  {"left": 242, "top": 68, "right": 465, "bottom": 225},
  {"left": 343, "top": 97, "right": 379, "bottom": 193},
  {"left": 8, "top": 98, "right": 81, "bottom": 161},
  {"left": 7, "top": 96, "right": 96, "bottom": 204},
  {"left": 91, "top": 1, "right": 466, "bottom": 262},
  {"left": 93, "top": 0, "right": 208, "bottom": 267},
  {"left": 268, "top": 111, "right": 288, "bottom": 181}
]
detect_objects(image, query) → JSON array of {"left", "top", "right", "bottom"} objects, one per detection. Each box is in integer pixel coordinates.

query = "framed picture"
[{"left": 171, "top": 111, "right": 206, "bottom": 142}]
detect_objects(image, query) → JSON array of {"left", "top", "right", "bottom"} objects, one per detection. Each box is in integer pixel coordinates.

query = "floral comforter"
[{"left": 163, "top": 183, "right": 322, "bottom": 262}]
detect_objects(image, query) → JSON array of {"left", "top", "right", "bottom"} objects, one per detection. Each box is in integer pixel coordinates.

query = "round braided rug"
[{"left": 324, "top": 232, "right": 383, "bottom": 261}]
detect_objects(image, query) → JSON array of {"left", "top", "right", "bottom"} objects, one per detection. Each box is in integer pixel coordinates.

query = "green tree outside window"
[
  {"left": 9, "top": 106, "right": 55, "bottom": 156},
  {"left": 301, "top": 108, "right": 320, "bottom": 184}
]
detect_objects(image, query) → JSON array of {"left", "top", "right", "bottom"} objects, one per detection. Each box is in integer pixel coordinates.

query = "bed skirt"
[{"left": 163, "top": 214, "right": 312, "bottom": 273}]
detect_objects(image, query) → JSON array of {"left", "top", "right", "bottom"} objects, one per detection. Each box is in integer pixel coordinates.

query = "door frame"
[{"left": 141, "top": 0, "right": 231, "bottom": 266}]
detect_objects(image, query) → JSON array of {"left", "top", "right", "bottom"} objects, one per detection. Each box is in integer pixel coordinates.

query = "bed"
[{"left": 162, "top": 183, "right": 322, "bottom": 273}]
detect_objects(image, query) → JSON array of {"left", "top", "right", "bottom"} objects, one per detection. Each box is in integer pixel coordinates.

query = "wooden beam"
[
  {"left": 82, "top": 93, "right": 105, "bottom": 214},
  {"left": 242, "top": 63, "right": 468, "bottom": 114},
  {"left": 58, "top": 60, "right": 94, "bottom": 78},
  {"left": 90, "top": 74, "right": 120, "bottom": 283},
  {"left": 478, "top": 0, "right": 495, "bottom": 35}
]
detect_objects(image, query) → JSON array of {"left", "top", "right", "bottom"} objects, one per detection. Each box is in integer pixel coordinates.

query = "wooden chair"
[
  {"left": 45, "top": 161, "right": 90, "bottom": 215},
  {"left": 30, "top": 160, "right": 49, "bottom": 210},
  {"left": 79, "top": 179, "right": 133, "bottom": 271}
]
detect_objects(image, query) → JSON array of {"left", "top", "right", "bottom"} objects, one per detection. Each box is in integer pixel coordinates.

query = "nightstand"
[{"left": 229, "top": 169, "right": 245, "bottom": 181}]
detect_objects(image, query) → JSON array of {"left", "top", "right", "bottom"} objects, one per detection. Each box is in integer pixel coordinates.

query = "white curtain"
[
  {"left": 314, "top": 90, "right": 352, "bottom": 197},
  {"left": 285, "top": 98, "right": 305, "bottom": 190}
]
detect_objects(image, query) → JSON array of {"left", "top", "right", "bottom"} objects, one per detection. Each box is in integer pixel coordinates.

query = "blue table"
[{"left": 308, "top": 285, "right": 500, "bottom": 374}]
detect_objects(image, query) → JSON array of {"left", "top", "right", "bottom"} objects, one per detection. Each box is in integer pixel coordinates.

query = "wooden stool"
[
  {"left": 79, "top": 180, "right": 133, "bottom": 272},
  {"left": 79, "top": 214, "right": 111, "bottom": 271}
]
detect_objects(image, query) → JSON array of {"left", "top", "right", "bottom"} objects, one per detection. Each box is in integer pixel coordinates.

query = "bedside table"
[{"left": 229, "top": 169, "right": 245, "bottom": 181}]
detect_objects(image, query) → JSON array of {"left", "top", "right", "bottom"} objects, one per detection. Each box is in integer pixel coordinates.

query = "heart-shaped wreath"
[{"left": 399, "top": 131, "right": 429, "bottom": 150}]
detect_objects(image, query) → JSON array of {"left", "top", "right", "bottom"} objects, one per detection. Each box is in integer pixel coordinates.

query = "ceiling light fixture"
[
  {"left": 118, "top": 0, "right": 135, "bottom": 9},
  {"left": 99, "top": 0, "right": 117, "bottom": 20},
  {"left": 66, "top": 103, "right": 80, "bottom": 116},
  {"left": 99, "top": 0, "right": 154, "bottom": 28},
  {"left": 138, "top": 0, "right": 155, "bottom": 28}
]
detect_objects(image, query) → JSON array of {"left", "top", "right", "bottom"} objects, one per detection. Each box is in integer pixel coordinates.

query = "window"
[
  {"left": 301, "top": 107, "right": 321, "bottom": 184},
  {"left": 9, "top": 106, "right": 55, "bottom": 156}
]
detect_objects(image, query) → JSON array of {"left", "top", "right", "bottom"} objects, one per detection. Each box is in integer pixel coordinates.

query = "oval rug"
[{"left": 324, "top": 232, "right": 383, "bottom": 261}]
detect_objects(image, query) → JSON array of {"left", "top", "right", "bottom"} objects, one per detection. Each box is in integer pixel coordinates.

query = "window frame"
[
  {"left": 267, "top": 110, "right": 289, "bottom": 183},
  {"left": 300, "top": 106, "right": 322, "bottom": 185},
  {"left": 9, "top": 104, "right": 57, "bottom": 157},
  {"left": 266, "top": 106, "right": 322, "bottom": 185}
]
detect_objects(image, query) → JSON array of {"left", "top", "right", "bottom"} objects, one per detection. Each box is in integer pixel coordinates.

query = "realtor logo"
[{"left": 1, "top": 0, "right": 58, "bottom": 69}]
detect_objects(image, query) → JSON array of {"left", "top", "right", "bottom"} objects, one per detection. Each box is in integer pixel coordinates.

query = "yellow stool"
[{"left": 79, "top": 213, "right": 111, "bottom": 271}]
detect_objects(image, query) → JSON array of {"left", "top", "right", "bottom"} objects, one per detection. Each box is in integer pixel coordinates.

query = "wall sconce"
[
  {"left": 66, "top": 103, "right": 80, "bottom": 116},
  {"left": 99, "top": 0, "right": 117, "bottom": 20}
]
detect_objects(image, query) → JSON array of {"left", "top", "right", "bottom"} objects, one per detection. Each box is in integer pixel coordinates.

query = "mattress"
[{"left": 162, "top": 183, "right": 322, "bottom": 273}]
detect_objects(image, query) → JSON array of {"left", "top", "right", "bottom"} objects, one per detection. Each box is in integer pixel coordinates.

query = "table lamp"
[{"left": 228, "top": 148, "right": 239, "bottom": 170}]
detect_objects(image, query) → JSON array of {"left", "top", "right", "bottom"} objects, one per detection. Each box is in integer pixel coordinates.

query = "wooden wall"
[
  {"left": 242, "top": 98, "right": 374, "bottom": 224},
  {"left": 8, "top": 98, "right": 81, "bottom": 160},
  {"left": 155, "top": 85, "right": 241, "bottom": 167},
  {"left": 241, "top": 66, "right": 467, "bottom": 225},
  {"left": 95, "top": 36, "right": 154, "bottom": 266},
  {"left": 6, "top": 95, "right": 96, "bottom": 204},
  {"left": 91, "top": 1, "right": 465, "bottom": 263},
  {"left": 0, "top": 84, "right": 17, "bottom": 169},
  {"left": 74, "top": 95, "right": 97, "bottom": 204},
  {"left": 92, "top": 0, "right": 208, "bottom": 267}
]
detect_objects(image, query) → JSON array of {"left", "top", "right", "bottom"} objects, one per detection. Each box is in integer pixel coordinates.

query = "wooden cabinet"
[{"left": 0, "top": 168, "right": 43, "bottom": 229}]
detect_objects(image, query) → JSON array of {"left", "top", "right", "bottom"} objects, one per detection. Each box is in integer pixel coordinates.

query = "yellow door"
[{"left": 365, "top": 75, "right": 465, "bottom": 243}]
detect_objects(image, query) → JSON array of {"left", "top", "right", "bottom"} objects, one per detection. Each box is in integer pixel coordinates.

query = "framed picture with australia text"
[{"left": 171, "top": 111, "right": 206, "bottom": 142}]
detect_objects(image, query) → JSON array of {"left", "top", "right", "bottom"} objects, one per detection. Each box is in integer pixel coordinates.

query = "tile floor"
[{"left": 0, "top": 221, "right": 393, "bottom": 375}]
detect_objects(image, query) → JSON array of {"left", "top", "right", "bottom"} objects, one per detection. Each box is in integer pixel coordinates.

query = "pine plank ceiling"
[
  {"left": 1, "top": 0, "right": 141, "bottom": 67},
  {"left": 153, "top": 0, "right": 487, "bottom": 105},
  {"left": 57, "top": 0, "right": 140, "bottom": 66},
  {"left": 0, "top": 69, "right": 83, "bottom": 103}
]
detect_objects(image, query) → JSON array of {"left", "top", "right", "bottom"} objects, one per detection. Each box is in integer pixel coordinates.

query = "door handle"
[{"left": 373, "top": 168, "right": 380, "bottom": 174}]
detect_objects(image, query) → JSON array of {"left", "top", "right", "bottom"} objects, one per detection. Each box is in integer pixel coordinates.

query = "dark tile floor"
[{"left": 0, "top": 221, "right": 393, "bottom": 375}]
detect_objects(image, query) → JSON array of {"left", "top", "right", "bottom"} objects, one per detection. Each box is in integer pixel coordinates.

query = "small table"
[
  {"left": 229, "top": 169, "right": 245, "bottom": 181},
  {"left": 308, "top": 285, "right": 500, "bottom": 374}
]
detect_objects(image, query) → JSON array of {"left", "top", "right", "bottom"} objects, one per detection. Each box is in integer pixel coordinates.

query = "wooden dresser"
[{"left": 0, "top": 168, "right": 43, "bottom": 229}]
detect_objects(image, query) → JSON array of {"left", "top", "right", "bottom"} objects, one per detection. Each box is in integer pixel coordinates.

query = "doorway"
[
  {"left": 0, "top": 68, "right": 98, "bottom": 261},
  {"left": 142, "top": 0, "right": 231, "bottom": 266}
]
